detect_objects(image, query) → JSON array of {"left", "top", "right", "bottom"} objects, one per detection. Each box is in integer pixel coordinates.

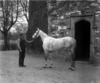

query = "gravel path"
[{"left": 0, "top": 51, "right": 100, "bottom": 83}]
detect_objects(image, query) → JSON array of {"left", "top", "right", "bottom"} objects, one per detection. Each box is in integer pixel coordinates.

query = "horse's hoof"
[
  {"left": 49, "top": 66, "right": 52, "bottom": 68},
  {"left": 69, "top": 67, "right": 75, "bottom": 71},
  {"left": 43, "top": 66, "right": 47, "bottom": 68},
  {"left": 43, "top": 64, "right": 48, "bottom": 68},
  {"left": 43, "top": 65, "right": 48, "bottom": 68}
]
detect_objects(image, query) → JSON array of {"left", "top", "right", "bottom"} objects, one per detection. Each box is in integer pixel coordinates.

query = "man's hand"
[
  {"left": 26, "top": 39, "right": 34, "bottom": 43},
  {"left": 28, "top": 40, "right": 34, "bottom": 43}
]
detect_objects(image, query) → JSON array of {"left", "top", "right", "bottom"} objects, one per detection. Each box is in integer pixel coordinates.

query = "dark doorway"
[{"left": 75, "top": 20, "right": 90, "bottom": 61}]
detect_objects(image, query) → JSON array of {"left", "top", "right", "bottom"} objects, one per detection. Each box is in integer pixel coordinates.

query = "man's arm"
[{"left": 17, "top": 39, "right": 22, "bottom": 52}]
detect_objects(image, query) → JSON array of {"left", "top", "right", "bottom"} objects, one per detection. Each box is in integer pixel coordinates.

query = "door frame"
[
  {"left": 74, "top": 19, "right": 91, "bottom": 61},
  {"left": 70, "top": 15, "right": 94, "bottom": 62}
]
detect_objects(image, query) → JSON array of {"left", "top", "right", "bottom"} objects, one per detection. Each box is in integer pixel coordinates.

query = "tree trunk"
[
  {"left": 3, "top": 32, "right": 9, "bottom": 50},
  {"left": 27, "top": 1, "right": 48, "bottom": 53}
]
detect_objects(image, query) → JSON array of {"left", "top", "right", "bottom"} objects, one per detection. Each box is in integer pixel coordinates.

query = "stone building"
[{"left": 48, "top": 1, "right": 100, "bottom": 64}]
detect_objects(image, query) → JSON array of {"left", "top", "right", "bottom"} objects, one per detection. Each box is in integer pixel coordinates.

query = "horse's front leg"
[
  {"left": 49, "top": 52, "right": 53, "bottom": 68},
  {"left": 44, "top": 51, "right": 48, "bottom": 68}
]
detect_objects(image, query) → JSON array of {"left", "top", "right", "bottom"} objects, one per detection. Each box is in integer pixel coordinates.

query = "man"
[{"left": 17, "top": 33, "right": 33, "bottom": 67}]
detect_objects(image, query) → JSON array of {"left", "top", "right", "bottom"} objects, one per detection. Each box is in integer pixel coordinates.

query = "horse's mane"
[{"left": 39, "top": 30, "right": 48, "bottom": 37}]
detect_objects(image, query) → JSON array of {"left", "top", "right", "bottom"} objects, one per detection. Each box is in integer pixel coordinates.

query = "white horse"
[{"left": 32, "top": 28, "right": 76, "bottom": 71}]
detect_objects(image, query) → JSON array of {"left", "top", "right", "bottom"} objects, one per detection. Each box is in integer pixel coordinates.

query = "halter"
[{"left": 32, "top": 29, "right": 39, "bottom": 39}]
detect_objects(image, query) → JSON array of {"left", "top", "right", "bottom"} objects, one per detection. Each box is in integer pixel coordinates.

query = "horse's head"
[
  {"left": 32, "top": 28, "right": 40, "bottom": 39},
  {"left": 32, "top": 28, "right": 49, "bottom": 42}
]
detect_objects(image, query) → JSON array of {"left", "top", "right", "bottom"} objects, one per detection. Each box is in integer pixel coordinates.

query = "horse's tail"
[
  {"left": 71, "top": 39, "right": 76, "bottom": 68},
  {"left": 73, "top": 39, "right": 76, "bottom": 58},
  {"left": 74, "top": 39, "right": 76, "bottom": 51}
]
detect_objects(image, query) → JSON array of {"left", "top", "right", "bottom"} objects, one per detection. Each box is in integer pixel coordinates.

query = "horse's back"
[
  {"left": 43, "top": 37, "right": 64, "bottom": 51},
  {"left": 42, "top": 36, "right": 76, "bottom": 51}
]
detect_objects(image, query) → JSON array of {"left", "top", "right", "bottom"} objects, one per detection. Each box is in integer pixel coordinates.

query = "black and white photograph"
[{"left": 0, "top": 0, "right": 100, "bottom": 83}]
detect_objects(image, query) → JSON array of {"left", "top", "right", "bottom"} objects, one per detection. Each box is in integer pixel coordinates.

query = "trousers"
[{"left": 19, "top": 50, "right": 25, "bottom": 66}]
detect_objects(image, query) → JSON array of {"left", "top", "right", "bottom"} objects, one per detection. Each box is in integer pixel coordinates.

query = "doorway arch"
[{"left": 75, "top": 19, "right": 91, "bottom": 61}]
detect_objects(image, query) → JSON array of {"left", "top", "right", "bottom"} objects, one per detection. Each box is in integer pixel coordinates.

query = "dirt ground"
[{"left": 0, "top": 51, "right": 100, "bottom": 83}]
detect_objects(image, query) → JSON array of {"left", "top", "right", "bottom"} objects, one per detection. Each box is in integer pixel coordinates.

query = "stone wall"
[{"left": 48, "top": 13, "right": 100, "bottom": 64}]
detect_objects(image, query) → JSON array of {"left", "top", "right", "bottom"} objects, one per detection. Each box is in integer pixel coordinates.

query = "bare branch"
[
  {"left": 19, "top": 0, "right": 29, "bottom": 23},
  {"left": 24, "top": 13, "right": 29, "bottom": 22},
  {"left": 7, "top": 0, "right": 19, "bottom": 32}
]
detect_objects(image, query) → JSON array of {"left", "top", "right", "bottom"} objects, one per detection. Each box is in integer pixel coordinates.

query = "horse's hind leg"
[
  {"left": 69, "top": 52, "right": 75, "bottom": 71},
  {"left": 71, "top": 53, "right": 75, "bottom": 69},
  {"left": 69, "top": 47, "right": 75, "bottom": 71}
]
